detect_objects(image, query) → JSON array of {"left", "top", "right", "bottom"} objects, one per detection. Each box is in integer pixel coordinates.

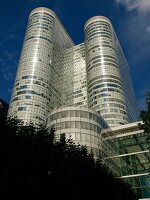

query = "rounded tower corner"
[
  {"left": 29, "top": 7, "right": 57, "bottom": 19},
  {"left": 84, "top": 16, "right": 112, "bottom": 30}
]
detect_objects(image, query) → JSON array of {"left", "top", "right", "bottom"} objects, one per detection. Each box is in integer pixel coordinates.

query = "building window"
[
  {"left": 18, "top": 107, "right": 26, "bottom": 111},
  {"left": 25, "top": 96, "right": 31, "bottom": 99}
]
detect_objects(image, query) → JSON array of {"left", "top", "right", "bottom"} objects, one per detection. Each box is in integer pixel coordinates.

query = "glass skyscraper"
[
  {"left": 8, "top": 7, "right": 138, "bottom": 127},
  {"left": 8, "top": 7, "right": 74, "bottom": 125},
  {"left": 7, "top": 8, "right": 150, "bottom": 198}
]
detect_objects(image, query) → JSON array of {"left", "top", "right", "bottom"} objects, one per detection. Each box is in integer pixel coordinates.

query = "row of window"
[
  {"left": 85, "top": 21, "right": 111, "bottom": 34},
  {"left": 87, "top": 62, "right": 119, "bottom": 74},
  {"left": 19, "top": 82, "right": 60, "bottom": 99},
  {"left": 86, "top": 30, "right": 112, "bottom": 40},
  {"left": 21, "top": 48, "right": 51, "bottom": 59},
  {"left": 25, "top": 35, "right": 52, "bottom": 43},
  {"left": 102, "top": 97, "right": 126, "bottom": 105},
  {"left": 30, "top": 11, "right": 55, "bottom": 19},
  {"left": 11, "top": 93, "right": 51, "bottom": 104},
  {"left": 16, "top": 90, "right": 51, "bottom": 100},
  {"left": 89, "top": 83, "right": 122, "bottom": 92},
  {"left": 20, "top": 54, "right": 51, "bottom": 64},
  {"left": 87, "top": 70, "right": 120, "bottom": 84},
  {"left": 25, "top": 38, "right": 52, "bottom": 46},
  {"left": 90, "top": 88, "right": 123, "bottom": 97},
  {"left": 17, "top": 105, "right": 46, "bottom": 115},
  {"left": 51, "top": 121, "right": 101, "bottom": 133},
  {"left": 28, "top": 18, "right": 53, "bottom": 25},
  {"left": 27, "top": 23, "right": 53, "bottom": 32},
  {"left": 92, "top": 93, "right": 111, "bottom": 101},
  {"left": 23, "top": 37, "right": 52, "bottom": 48},
  {"left": 26, "top": 33, "right": 53, "bottom": 43},
  {"left": 19, "top": 69, "right": 51, "bottom": 80},
  {"left": 102, "top": 114, "right": 128, "bottom": 121},
  {"left": 12, "top": 99, "right": 48, "bottom": 110},
  {"left": 86, "top": 44, "right": 115, "bottom": 55},
  {"left": 74, "top": 93, "right": 83, "bottom": 98},
  {"left": 88, "top": 79, "right": 121, "bottom": 90},
  {"left": 100, "top": 103, "right": 126, "bottom": 109},
  {"left": 49, "top": 110, "right": 107, "bottom": 127},
  {"left": 92, "top": 58, "right": 118, "bottom": 65},
  {"left": 87, "top": 54, "right": 118, "bottom": 67},
  {"left": 85, "top": 24, "right": 111, "bottom": 34},
  {"left": 15, "top": 83, "right": 50, "bottom": 94},
  {"left": 87, "top": 60, "right": 118, "bottom": 71},
  {"left": 99, "top": 108, "right": 127, "bottom": 115},
  {"left": 87, "top": 47, "right": 116, "bottom": 59},
  {"left": 14, "top": 111, "right": 45, "bottom": 122},
  {"left": 21, "top": 75, "right": 58, "bottom": 94},
  {"left": 57, "top": 133, "right": 101, "bottom": 151},
  {"left": 31, "top": 16, "right": 53, "bottom": 23},
  {"left": 88, "top": 74, "right": 121, "bottom": 85},
  {"left": 87, "top": 34, "right": 112, "bottom": 42},
  {"left": 86, "top": 28, "right": 112, "bottom": 38}
]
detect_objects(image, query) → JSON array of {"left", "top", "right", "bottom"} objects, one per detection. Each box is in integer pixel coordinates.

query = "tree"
[
  {"left": 0, "top": 118, "right": 137, "bottom": 199},
  {"left": 139, "top": 92, "right": 150, "bottom": 145}
]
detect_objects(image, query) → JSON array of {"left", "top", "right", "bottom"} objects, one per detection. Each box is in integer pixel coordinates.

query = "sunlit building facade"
[
  {"left": 8, "top": 7, "right": 138, "bottom": 127},
  {"left": 8, "top": 7, "right": 149, "bottom": 199},
  {"left": 8, "top": 8, "right": 74, "bottom": 125},
  {"left": 85, "top": 16, "right": 129, "bottom": 127}
]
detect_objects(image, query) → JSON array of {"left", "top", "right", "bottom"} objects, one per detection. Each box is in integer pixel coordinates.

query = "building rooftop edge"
[
  {"left": 29, "top": 7, "right": 75, "bottom": 45},
  {"left": 30, "top": 7, "right": 56, "bottom": 18},
  {"left": 84, "top": 16, "right": 112, "bottom": 30}
]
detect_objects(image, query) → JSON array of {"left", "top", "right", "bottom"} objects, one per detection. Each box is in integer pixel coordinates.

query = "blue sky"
[{"left": 0, "top": 0, "right": 150, "bottom": 111}]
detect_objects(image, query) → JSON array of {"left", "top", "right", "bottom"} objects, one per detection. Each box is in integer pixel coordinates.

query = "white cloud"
[{"left": 115, "top": 0, "right": 150, "bottom": 13}]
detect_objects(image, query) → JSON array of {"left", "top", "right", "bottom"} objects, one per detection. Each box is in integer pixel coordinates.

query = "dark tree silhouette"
[
  {"left": 139, "top": 92, "right": 150, "bottom": 146},
  {"left": 0, "top": 117, "right": 137, "bottom": 199}
]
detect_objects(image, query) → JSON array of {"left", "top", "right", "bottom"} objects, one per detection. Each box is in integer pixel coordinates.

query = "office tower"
[
  {"left": 8, "top": 7, "right": 138, "bottom": 127},
  {"left": 115, "top": 38, "right": 139, "bottom": 122},
  {"left": 8, "top": 8, "right": 149, "bottom": 198},
  {"left": 8, "top": 8, "right": 74, "bottom": 125},
  {"left": 84, "top": 16, "right": 129, "bottom": 127}
]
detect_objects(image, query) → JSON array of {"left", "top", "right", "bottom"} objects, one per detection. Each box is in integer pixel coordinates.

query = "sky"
[{"left": 0, "top": 0, "right": 150, "bottom": 111}]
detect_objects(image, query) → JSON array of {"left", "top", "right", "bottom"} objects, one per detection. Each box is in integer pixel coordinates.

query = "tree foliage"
[
  {"left": 0, "top": 117, "right": 137, "bottom": 199},
  {"left": 139, "top": 92, "right": 150, "bottom": 143}
]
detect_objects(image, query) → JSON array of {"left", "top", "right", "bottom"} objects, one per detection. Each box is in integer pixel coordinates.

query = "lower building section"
[
  {"left": 102, "top": 122, "right": 150, "bottom": 199},
  {"left": 46, "top": 109, "right": 150, "bottom": 199},
  {"left": 46, "top": 106, "right": 122, "bottom": 176},
  {"left": 46, "top": 106, "right": 108, "bottom": 158}
]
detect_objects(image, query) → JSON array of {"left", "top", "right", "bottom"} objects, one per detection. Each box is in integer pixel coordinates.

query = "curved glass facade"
[
  {"left": 46, "top": 106, "right": 120, "bottom": 174},
  {"left": 46, "top": 106, "right": 108, "bottom": 157},
  {"left": 7, "top": 8, "right": 145, "bottom": 197},
  {"left": 84, "top": 16, "right": 128, "bottom": 127},
  {"left": 8, "top": 8, "right": 138, "bottom": 127},
  {"left": 8, "top": 7, "right": 74, "bottom": 125}
]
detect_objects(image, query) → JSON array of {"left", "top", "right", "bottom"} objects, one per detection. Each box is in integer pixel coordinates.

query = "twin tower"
[{"left": 8, "top": 7, "right": 139, "bottom": 128}]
